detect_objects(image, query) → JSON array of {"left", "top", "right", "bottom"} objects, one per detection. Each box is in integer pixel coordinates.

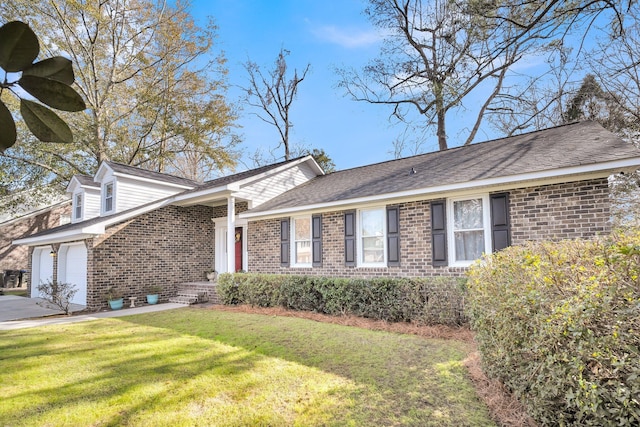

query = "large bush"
[
  {"left": 466, "top": 231, "right": 640, "bottom": 426},
  {"left": 217, "top": 273, "right": 466, "bottom": 326}
]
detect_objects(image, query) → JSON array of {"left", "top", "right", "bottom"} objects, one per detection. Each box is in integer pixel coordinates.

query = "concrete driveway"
[{"left": 0, "top": 295, "right": 86, "bottom": 322}]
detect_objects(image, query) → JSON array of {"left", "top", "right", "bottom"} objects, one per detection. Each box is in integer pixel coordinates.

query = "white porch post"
[{"left": 226, "top": 196, "right": 236, "bottom": 273}]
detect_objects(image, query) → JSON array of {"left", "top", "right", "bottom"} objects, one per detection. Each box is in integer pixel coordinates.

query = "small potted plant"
[
  {"left": 146, "top": 284, "right": 163, "bottom": 305},
  {"left": 205, "top": 269, "right": 217, "bottom": 282},
  {"left": 104, "top": 286, "right": 124, "bottom": 310}
]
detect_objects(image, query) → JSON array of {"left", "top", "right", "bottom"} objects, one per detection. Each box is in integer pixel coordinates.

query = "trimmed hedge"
[
  {"left": 466, "top": 231, "right": 640, "bottom": 426},
  {"left": 217, "top": 274, "right": 467, "bottom": 326}
]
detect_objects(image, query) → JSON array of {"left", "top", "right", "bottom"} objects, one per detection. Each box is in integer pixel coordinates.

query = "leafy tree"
[
  {"left": 305, "top": 148, "right": 336, "bottom": 173},
  {"left": 242, "top": 48, "right": 310, "bottom": 160},
  {"left": 0, "top": 0, "right": 238, "bottom": 201},
  {"left": 0, "top": 21, "right": 85, "bottom": 151}
]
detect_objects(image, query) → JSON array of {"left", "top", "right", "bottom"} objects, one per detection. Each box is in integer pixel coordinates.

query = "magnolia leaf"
[
  {"left": 20, "top": 99, "right": 73, "bottom": 143},
  {"left": 0, "top": 21, "right": 39, "bottom": 72},
  {"left": 22, "top": 57, "right": 75, "bottom": 85},
  {"left": 0, "top": 100, "right": 17, "bottom": 151},
  {"left": 19, "top": 75, "right": 86, "bottom": 112}
]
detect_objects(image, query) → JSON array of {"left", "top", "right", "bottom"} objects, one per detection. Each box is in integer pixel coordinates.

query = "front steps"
[{"left": 169, "top": 282, "right": 219, "bottom": 305}]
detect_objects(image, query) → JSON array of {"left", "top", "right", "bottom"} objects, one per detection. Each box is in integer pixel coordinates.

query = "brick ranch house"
[
  {"left": 0, "top": 198, "right": 71, "bottom": 287},
  {"left": 14, "top": 121, "right": 640, "bottom": 310}
]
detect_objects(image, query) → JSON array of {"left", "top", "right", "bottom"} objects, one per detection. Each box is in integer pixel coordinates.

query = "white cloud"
[{"left": 312, "top": 25, "right": 382, "bottom": 48}]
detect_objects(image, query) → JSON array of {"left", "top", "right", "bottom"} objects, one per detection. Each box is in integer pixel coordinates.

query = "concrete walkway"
[{"left": 0, "top": 295, "right": 185, "bottom": 330}]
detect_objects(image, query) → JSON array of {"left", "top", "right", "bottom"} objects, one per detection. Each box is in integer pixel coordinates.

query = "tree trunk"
[{"left": 436, "top": 103, "right": 447, "bottom": 151}]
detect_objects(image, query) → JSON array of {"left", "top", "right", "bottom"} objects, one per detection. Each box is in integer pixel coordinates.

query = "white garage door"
[
  {"left": 31, "top": 246, "right": 54, "bottom": 298},
  {"left": 58, "top": 243, "right": 87, "bottom": 306}
]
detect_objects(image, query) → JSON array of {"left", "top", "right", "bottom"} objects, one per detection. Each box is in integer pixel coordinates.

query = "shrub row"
[
  {"left": 466, "top": 231, "right": 640, "bottom": 426},
  {"left": 216, "top": 274, "right": 467, "bottom": 326}
]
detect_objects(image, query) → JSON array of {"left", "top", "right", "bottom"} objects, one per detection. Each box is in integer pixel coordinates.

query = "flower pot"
[
  {"left": 146, "top": 294, "right": 159, "bottom": 305},
  {"left": 108, "top": 298, "right": 124, "bottom": 310}
]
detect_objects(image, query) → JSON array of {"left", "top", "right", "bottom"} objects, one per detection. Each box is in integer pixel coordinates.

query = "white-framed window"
[
  {"left": 292, "top": 216, "right": 312, "bottom": 266},
  {"left": 74, "top": 193, "right": 82, "bottom": 220},
  {"left": 358, "top": 207, "right": 386, "bottom": 266},
  {"left": 447, "top": 195, "right": 491, "bottom": 266},
  {"left": 104, "top": 182, "right": 114, "bottom": 213}
]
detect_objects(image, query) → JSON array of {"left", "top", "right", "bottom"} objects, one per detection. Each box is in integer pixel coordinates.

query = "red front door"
[{"left": 234, "top": 227, "right": 243, "bottom": 272}]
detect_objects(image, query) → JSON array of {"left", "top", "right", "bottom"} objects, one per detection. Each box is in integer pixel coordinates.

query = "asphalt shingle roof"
[
  {"left": 74, "top": 175, "right": 100, "bottom": 188},
  {"left": 105, "top": 161, "right": 199, "bottom": 187},
  {"left": 249, "top": 121, "right": 640, "bottom": 213}
]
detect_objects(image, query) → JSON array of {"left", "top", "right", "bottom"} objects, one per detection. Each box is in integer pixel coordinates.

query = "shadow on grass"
[
  {"left": 0, "top": 308, "right": 494, "bottom": 426},
  {"left": 121, "top": 307, "right": 494, "bottom": 426},
  {"left": 0, "top": 318, "right": 362, "bottom": 426}
]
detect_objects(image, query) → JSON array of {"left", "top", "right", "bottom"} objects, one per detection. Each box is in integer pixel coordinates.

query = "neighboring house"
[
  {"left": 14, "top": 122, "right": 640, "bottom": 309},
  {"left": 0, "top": 198, "right": 72, "bottom": 287}
]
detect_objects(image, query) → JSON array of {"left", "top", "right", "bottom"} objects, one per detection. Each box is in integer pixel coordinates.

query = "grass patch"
[
  {"left": 2, "top": 288, "right": 28, "bottom": 297},
  {"left": 0, "top": 307, "right": 494, "bottom": 426}
]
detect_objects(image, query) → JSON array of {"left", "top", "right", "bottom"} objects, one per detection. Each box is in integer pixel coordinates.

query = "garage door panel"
[
  {"left": 31, "top": 247, "right": 53, "bottom": 298},
  {"left": 59, "top": 243, "right": 87, "bottom": 306}
]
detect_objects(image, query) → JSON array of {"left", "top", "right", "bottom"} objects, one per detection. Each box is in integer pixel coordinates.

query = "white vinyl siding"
[
  {"left": 112, "top": 178, "right": 187, "bottom": 212},
  {"left": 292, "top": 216, "right": 312, "bottom": 266},
  {"left": 83, "top": 189, "right": 101, "bottom": 219},
  {"left": 447, "top": 195, "right": 492, "bottom": 267},
  {"left": 357, "top": 207, "right": 386, "bottom": 266},
  {"left": 235, "top": 163, "right": 318, "bottom": 207}
]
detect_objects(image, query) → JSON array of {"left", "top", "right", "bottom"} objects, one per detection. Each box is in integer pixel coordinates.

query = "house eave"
[
  {"left": 240, "top": 159, "right": 639, "bottom": 220},
  {"left": 13, "top": 229, "right": 102, "bottom": 246},
  {"left": 171, "top": 188, "right": 234, "bottom": 207}
]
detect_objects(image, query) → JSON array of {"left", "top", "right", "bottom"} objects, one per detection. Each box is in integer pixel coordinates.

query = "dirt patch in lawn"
[{"left": 210, "top": 304, "right": 537, "bottom": 427}]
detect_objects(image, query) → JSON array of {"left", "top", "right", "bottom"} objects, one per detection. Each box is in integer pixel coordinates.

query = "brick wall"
[
  {"left": 510, "top": 178, "right": 610, "bottom": 244},
  {"left": 85, "top": 205, "right": 214, "bottom": 309},
  {"left": 248, "top": 178, "right": 611, "bottom": 278},
  {"left": 0, "top": 203, "right": 71, "bottom": 271},
  {"left": 212, "top": 201, "right": 249, "bottom": 219}
]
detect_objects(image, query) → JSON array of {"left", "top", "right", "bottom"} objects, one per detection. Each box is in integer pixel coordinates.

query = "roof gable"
[{"left": 67, "top": 175, "right": 100, "bottom": 193}]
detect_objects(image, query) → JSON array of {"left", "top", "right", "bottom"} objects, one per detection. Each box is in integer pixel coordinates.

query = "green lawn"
[
  {"left": 0, "top": 308, "right": 494, "bottom": 426},
  {"left": 2, "top": 288, "right": 28, "bottom": 297}
]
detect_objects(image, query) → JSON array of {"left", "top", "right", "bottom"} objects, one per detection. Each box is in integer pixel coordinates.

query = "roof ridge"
[
  {"left": 104, "top": 160, "right": 200, "bottom": 185},
  {"left": 331, "top": 121, "right": 589, "bottom": 175}
]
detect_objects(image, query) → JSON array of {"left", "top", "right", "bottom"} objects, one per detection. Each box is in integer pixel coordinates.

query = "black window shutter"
[
  {"left": 280, "top": 218, "right": 290, "bottom": 267},
  {"left": 312, "top": 214, "right": 322, "bottom": 267},
  {"left": 430, "top": 200, "right": 448, "bottom": 266},
  {"left": 344, "top": 210, "right": 356, "bottom": 266},
  {"left": 386, "top": 205, "right": 400, "bottom": 267},
  {"left": 490, "top": 192, "right": 511, "bottom": 252}
]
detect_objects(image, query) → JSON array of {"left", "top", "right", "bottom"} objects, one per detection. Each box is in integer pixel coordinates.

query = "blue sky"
[
  {"left": 192, "top": 1, "right": 558, "bottom": 172},
  {"left": 192, "top": 0, "right": 431, "bottom": 171}
]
